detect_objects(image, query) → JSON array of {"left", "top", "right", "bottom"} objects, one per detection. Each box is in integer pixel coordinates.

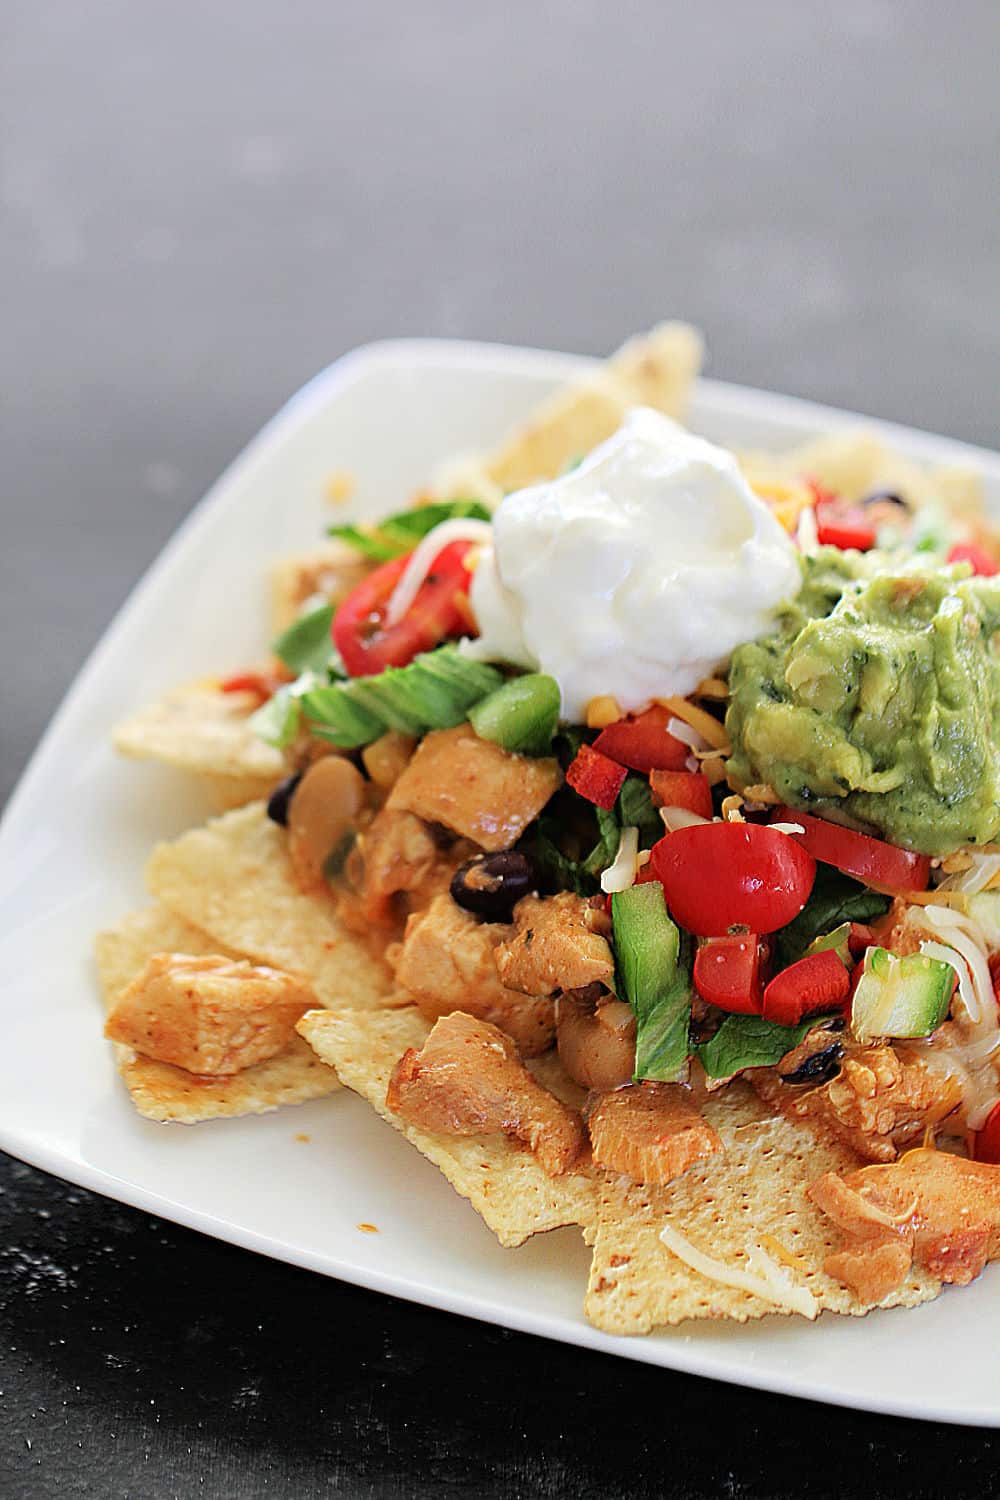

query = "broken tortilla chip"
[
  {"left": 739, "top": 430, "right": 984, "bottom": 520},
  {"left": 432, "top": 321, "right": 704, "bottom": 504},
  {"left": 297, "top": 1007, "right": 596, "bottom": 1247},
  {"left": 584, "top": 1084, "right": 942, "bottom": 1334},
  {"left": 145, "top": 803, "right": 393, "bottom": 1009},
  {"left": 95, "top": 904, "right": 339, "bottom": 1123},
  {"left": 113, "top": 680, "right": 286, "bottom": 804},
  {"left": 270, "top": 539, "right": 374, "bottom": 634}
]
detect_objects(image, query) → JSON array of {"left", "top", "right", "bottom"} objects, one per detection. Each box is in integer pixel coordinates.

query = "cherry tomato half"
[
  {"left": 333, "top": 540, "right": 476, "bottom": 677},
  {"left": 761, "top": 948, "right": 850, "bottom": 1026},
  {"left": 947, "top": 542, "right": 999, "bottom": 577},
  {"left": 693, "top": 934, "right": 764, "bottom": 1014},
  {"left": 649, "top": 822, "right": 816, "bottom": 936},
  {"left": 592, "top": 705, "right": 689, "bottom": 773},
  {"left": 772, "top": 807, "right": 931, "bottom": 895}
]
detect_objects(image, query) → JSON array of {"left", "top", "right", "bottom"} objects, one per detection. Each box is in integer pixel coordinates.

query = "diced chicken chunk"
[
  {"left": 810, "top": 1147, "right": 1000, "bottom": 1300},
  {"left": 392, "top": 895, "right": 555, "bottom": 1056},
  {"left": 386, "top": 725, "right": 561, "bottom": 852},
  {"left": 105, "top": 953, "right": 316, "bottom": 1075},
  {"left": 556, "top": 987, "right": 636, "bottom": 1092},
  {"left": 496, "top": 893, "right": 615, "bottom": 996},
  {"left": 587, "top": 1083, "right": 722, "bottom": 1186},
  {"left": 386, "top": 1011, "right": 587, "bottom": 1175},
  {"left": 345, "top": 808, "right": 444, "bottom": 927},
  {"left": 755, "top": 1043, "right": 961, "bottom": 1162}
]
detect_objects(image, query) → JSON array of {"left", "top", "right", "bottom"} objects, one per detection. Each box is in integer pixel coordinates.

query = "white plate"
[{"left": 4, "top": 339, "right": 1000, "bottom": 1426}]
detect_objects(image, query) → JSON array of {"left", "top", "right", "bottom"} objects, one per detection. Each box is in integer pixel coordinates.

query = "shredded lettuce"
[
  {"left": 329, "top": 499, "right": 491, "bottom": 560},
  {"left": 249, "top": 685, "right": 302, "bottom": 749},
  {"left": 297, "top": 645, "right": 502, "bottom": 749},
  {"left": 697, "top": 1013, "right": 829, "bottom": 1079},
  {"left": 271, "top": 602, "right": 336, "bottom": 675},
  {"left": 772, "top": 866, "right": 889, "bottom": 970}
]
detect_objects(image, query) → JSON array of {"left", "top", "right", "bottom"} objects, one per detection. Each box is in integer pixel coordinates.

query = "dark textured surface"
[{"left": 3, "top": 1, "right": 1000, "bottom": 1494}]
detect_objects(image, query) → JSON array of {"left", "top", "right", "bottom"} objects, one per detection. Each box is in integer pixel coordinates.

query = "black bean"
[
  {"left": 266, "top": 772, "right": 302, "bottom": 827},
  {"left": 779, "top": 1040, "right": 844, "bottom": 1086},
  {"left": 450, "top": 851, "right": 535, "bottom": 920},
  {"left": 859, "top": 489, "right": 910, "bottom": 511}
]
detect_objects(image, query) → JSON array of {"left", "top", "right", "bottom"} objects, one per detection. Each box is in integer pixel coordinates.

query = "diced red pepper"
[
  {"left": 566, "top": 744, "right": 628, "bottom": 809},
  {"left": 649, "top": 769, "right": 713, "bottom": 820},
  {"left": 761, "top": 948, "right": 851, "bottom": 1027},
  {"left": 814, "top": 501, "right": 877, "bottom": 552},
  {"left": 592, "top": 705, "right": 689, "bottom": 773},
  {"left": 947, "top": 542, "right": 999, "bottom": 577},
  {"left": 693, "top": 934, "right": 764, "bottom": 1015},
  {"left": 220, "top": 669, "right": 287, "bottom": 703}
]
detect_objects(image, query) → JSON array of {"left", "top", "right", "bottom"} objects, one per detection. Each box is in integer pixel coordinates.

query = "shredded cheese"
[
  {"left": 918, "top": 906, "right": 994, "bottom": 1024},
  {"left": 695, "top": 676, "right": 730, "bottom": 700},
  {"left": 586, "top": 695, "right": 622, "bottom": 729},
  {"left": 757, "top": 1233, "right": 810, "bottom": 1272},
  {"left": 668, "top": 715, "right": 710, "bottom": 752},
  {"left": 658, "top": 1223, "right": 818, "bottom": 1319},
  {"left": 384, "top": 519, "right": 493, "bottom": 626},
  {"left": 795, "top": 502, "right": 819, "bottom": 555},
  {"left": 938, "top": 852, "right": 1000, "bottom": 895},
  {"left": 656, "top": 697, "right": 731, "bottom": 752},
  {"left": 660, "top": 805, "right": 713, "bottom": 832},
  {"left": 600, "top": 826, "right": 640, "bottom": 894}
]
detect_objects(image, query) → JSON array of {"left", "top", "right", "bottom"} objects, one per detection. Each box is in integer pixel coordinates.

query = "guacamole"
[{"left": 726, "top": 552, "right": 1000, "bottom": 856}]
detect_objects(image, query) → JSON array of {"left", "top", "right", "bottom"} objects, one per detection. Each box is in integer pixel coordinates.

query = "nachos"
[{"left": 100, "top": 322, "right": 1000, "bottom": 1332}]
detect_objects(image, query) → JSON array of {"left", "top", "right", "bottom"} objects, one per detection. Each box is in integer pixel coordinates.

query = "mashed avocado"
[{"left": 726, "top": 549, "right": 1000, "bottom": 855}]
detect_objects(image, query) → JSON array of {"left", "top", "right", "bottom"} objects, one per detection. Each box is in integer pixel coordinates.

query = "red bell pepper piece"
[
  {"left": 947, "top": 542, "right": 999, "bottom": 577},
  {"left": 762, "top": 948, "right": 851, "bottom": 1026},
  {"left": 592, "top": 706, "right": 689, "bottom": 773},
  {"left": 649, "top": 769, "right": 713, "bottom": 819},
  {"left": 693, "top": 934, "right": 764, "bottom": 1015},
  {"left": 772, "top": 806, "right": 931, "bottom": 894},
  {"left": 566, "top": 744, "right": 628, "bottom": 810}
]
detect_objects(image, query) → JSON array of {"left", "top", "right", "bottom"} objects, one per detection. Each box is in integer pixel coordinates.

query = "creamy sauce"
[{"left": 462, "top": 407, "right": 800, "bottom": 718}]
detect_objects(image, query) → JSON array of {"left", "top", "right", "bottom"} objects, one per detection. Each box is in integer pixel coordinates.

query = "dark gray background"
[{"left": 2, "top": 2, "right": 999, "bottom": 1495}]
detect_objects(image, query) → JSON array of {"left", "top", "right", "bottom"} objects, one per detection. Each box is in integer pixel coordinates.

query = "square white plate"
[{"left": 4, "top": 339, "right": 1000, "bottom": 1426}]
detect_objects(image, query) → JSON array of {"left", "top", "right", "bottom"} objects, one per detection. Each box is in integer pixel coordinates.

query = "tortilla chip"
[
  {"left": 95, "top": 904, "right": 339, "bottom": 1123},
  {"left": 145, "top": 803, "right": 392, "bottom": 1009},
  {"left": 297, "top": 1007, "right": 596, "bottom": 1248},
  {"left": 433, "top": 321, "right": 704, "bottom": 503},
  {"left": 270, "top": 539, "right": 373, "bottom": 634},
  {"left": 113, "top": 680, "right": 286, "bottom": 800},
  {"left": 584, "top": 1084, "right": 942, "bottom": 1334},
  {"left": 740, "top": 431, "right": 985, "bottom": 520}
]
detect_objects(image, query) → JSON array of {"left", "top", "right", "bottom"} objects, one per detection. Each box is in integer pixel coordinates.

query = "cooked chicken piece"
[
  {"left": 386, "top": 725, "right": 561, "bottom": 852},
  {"left": 386, "top": 1011, "right": 586, "bottom": 1175},
  {"left": 346, "top": 808, "right": 444, "bottom": 926},
  {"left": 557, "top": 986, "right": 636, "bottom": 1091},
  {"left": 810, "top": 1147, "right": 1000, "bottom": 1300},
  {"left": 392, "top": 895, "right": 555, "bottom": 1056},
  {"left": 754, "top": 1043, "right": 961, "bottom": 1162},
  {"left": 590, "top": 1086, "right": 722, "bottom": 1188},
  {"left": 105, "top": 953, "right": 315, "bottom": 1075},
  {"left": 587, "top": 1083, "right": 722, "bottom": 1186},
  {"left": 287, "top": 755, "right": 366, "bottom": 892},
  {"left": 496, "top": 893, "right": 615, "bottom": 996}
]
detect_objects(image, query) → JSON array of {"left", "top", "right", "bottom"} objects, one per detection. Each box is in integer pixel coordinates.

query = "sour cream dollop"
[{"left": 462, "top": 406, "right": 801, "bottom": 719}]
